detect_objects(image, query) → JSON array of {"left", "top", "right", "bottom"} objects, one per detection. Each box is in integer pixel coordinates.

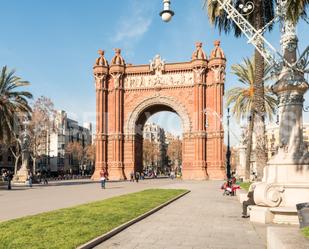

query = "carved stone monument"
[{"left": 14, "top": 120, "right": 31, "bottom": 182}]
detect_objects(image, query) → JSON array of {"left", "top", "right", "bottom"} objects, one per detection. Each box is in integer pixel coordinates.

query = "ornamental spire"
[
  {"left": 94, "top": 49, "right": 108, "bottom": 66},
  {"left": 192, "top": 42, "right": 207, "bottom": 60},
  {"left": 111, "top": 48, "right": 125, "bottom": 65},
  {"left": 210, "top": 40, "right": 225, "bottom": 59}
]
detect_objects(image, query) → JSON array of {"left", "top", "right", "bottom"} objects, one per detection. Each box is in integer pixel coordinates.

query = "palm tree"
[
  {"left": 205, "top": 0, "right": 308, "bottom": 179},
  {"left": 226, "top": 57, "right": 277, "bottom": 179},
  {"left": 0, "top": 66, "right": 33, "bottom": 142}
]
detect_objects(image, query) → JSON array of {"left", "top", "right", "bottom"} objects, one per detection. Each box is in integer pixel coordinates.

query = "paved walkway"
[{"left": 95, "top": 181, "right": 266, "bottom": 249}]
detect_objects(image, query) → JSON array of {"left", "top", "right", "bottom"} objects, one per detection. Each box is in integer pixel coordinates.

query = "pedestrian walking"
[
  {"left": 42, "top": 173, "right": 48, "bottom": 185},
  {"left": 100, "top": 169, "right": 106, "bottom": 189},
  {"left": 135, "top": 171, "right": 140, "bottom": 183},
  {"left": 28, "top": 171, "right": 33, "bottom": 187},
  {"left": 7, "top": 171, "right": 13, "bottom": 190},
  {"left": 170, "top": 171, "right": 175, "bottom": 180},
  {"left": 130, "top": 171, "right": 134, "bottom": 182}
]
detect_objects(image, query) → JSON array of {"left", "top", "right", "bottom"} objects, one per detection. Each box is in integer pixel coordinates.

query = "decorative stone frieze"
[{"left": 124, "top": 71, "right": 194, "bottom": 89}]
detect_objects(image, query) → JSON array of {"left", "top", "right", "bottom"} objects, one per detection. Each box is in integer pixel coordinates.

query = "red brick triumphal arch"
[{"left": 92, "top": 41, "right": 226, "bottom": 180}]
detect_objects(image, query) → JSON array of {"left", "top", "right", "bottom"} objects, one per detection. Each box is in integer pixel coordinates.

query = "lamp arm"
[{"left": 213, "top": 0, "right": 287, "bottom": 69}]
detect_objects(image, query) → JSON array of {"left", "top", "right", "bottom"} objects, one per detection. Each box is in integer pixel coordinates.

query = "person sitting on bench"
[{"left": 242, "top": 184, "right": 256, "bottom": 218}]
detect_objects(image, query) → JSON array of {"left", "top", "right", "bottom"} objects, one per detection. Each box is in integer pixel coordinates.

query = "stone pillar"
[
  {"left": 108, "top": 48, "right": 126, "bottom": 180},
  {"left": 236, "top": 126, "right": 247, "bottom": 180},
  {"left": 206, "top": 40, "right": 226, "bottom": 179},
  {"left": 91, "top": 50, "right": 109, "bottom": 180}
]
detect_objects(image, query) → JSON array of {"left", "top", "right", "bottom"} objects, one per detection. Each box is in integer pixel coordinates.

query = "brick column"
[
  {"left": 206, "top": 40, "right": 226, "bottom": 179},
  {"left": 182, "top": 42, "right": 208, "bottom": 180},
  {"left": 108, "top": 49, "right": 126, "bottom": 180},
  {"left": 91, "top": 50, "right": 108, "bottom": 180}
]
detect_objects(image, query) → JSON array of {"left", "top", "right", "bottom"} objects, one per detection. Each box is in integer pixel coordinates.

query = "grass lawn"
[
  {"left": 302, "top": 227, "right": 309, "bottom": 238},
  {"left": 0, "top": 188, "right": 186, "bottom": 249},
  {"left": 239, "top": 182, "right": 251, "bottom": 191}
]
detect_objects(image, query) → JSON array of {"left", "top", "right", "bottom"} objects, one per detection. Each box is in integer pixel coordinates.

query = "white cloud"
[
  {"left": 114, "top": 17, "right": 152, "bottom": 42},
  {"left": 111, "top": 1, "right": 155, "bottom": 45}
]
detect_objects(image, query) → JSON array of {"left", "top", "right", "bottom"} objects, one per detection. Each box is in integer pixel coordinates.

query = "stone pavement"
[
  {"left": 95, "top": 181, "right": 266, "bottom": 249},
  {"left": 0, "top": 178, "right": 174, "bottom": 222}
]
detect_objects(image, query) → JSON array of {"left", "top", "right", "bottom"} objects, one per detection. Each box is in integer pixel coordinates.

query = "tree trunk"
[
  {"left": 252, "top": 0, "right": 267, "bottom": 181},
  {"left": 33, "top": 157, "right": 36, "bottom": 173},
  {"left": 245, "top": 111, "right": 255, "bottom": 180},
  {"left": 14, "top": 156, "right": 20, "bottom": 175}
]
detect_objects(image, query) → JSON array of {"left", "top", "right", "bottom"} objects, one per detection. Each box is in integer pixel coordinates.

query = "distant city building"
[
  {"left": 38, "top": 110, "right": 92, "bottom": 174},
  {"left": 165, "top": 131, "right": 180, "bottom": 143},
  {"left": 143, "top": 122, "right": 165, "bottom": 143},
  {"left": 143, "top": 122, "right": 166, "bottom": 172}
]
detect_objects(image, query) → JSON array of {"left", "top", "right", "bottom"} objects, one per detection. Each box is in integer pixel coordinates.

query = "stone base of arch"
[
  {"left": 108, "top": 163, "right": 126, "bottom": 180},
  {"left": 182, "top": 165, "right": 209, "bottom": 180},
  {"left": 92, "top": 165, "right": 225, "bottom": 181}
]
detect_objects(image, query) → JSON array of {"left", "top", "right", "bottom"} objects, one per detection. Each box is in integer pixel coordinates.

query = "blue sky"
[{"left": 0, "top": 0, "right": 308, "bottom": 145}]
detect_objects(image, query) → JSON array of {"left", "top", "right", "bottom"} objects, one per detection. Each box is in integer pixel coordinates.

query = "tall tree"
[
  {"left": 28, "top": 96, "right": 57, "bottom": 173},
  {"left": 205, "top": 0, "right": 308, "bottom": 179},
  {"left": 85, "top": 143, "right": 96, "bottom": 172},
  {"left": 8, "top": 138, "right": 22, "bottom": 175},
  {"left": 66, "top": 141, "right": 85, "bottom": 173},
  {"left": 0, "top": 66, "right": 32, "bottom": 142},
  {"left": 167, "top": 137, "right": 182, "bottom": 172},
  {"left": 143, "top": 139, "right": 160, "bottom": 170},
  {"left": 226, "top": 57, "right": 277, "bottom": 179}
]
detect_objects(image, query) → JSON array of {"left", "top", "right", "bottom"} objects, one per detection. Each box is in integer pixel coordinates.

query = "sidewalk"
[{"left": 95, "top": 181, "right": 266, "bottom": 249}]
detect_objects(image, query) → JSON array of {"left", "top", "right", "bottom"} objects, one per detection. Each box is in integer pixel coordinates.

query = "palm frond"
[
  {"left": 0, "top": 66, "right": 32, "bottom": 142},
  {"left": 227, "top": 57, "right": 277, "bottom": 123}
]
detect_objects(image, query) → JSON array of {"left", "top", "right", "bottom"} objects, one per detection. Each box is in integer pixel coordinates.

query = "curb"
[{"left": 77, "top": 190, "right": 191, "bottom": 249}]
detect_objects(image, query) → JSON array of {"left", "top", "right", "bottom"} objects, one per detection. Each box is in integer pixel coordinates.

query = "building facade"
[
  {"left": 38, "top": 110, "right": 93, "bottom": 174},
  {"left": 92, "top": 41, "right": 226, "bottom": 180},
  {"left": 143, "top": 122, "right": 165, "bottom": 143}
]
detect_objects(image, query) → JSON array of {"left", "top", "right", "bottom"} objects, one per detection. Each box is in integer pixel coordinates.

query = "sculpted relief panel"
[
  {"left": 124, "top": 72, "right": 194, "bottom": 89},
  {"left": 124, "top": 54, "right": 194, "bottom": 89}
]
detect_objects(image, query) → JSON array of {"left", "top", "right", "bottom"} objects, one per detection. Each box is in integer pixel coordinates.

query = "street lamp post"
[
  {"left": 226, "top": 107, "right": 231, "bottom": 179},
  {"left": 160, "top": 0, "right": 174, "bottom": 22}
]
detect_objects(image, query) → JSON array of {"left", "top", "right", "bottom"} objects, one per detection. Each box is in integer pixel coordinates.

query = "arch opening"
[{"left": 133, "top": 108, "right": 183, "bottom": 178}]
